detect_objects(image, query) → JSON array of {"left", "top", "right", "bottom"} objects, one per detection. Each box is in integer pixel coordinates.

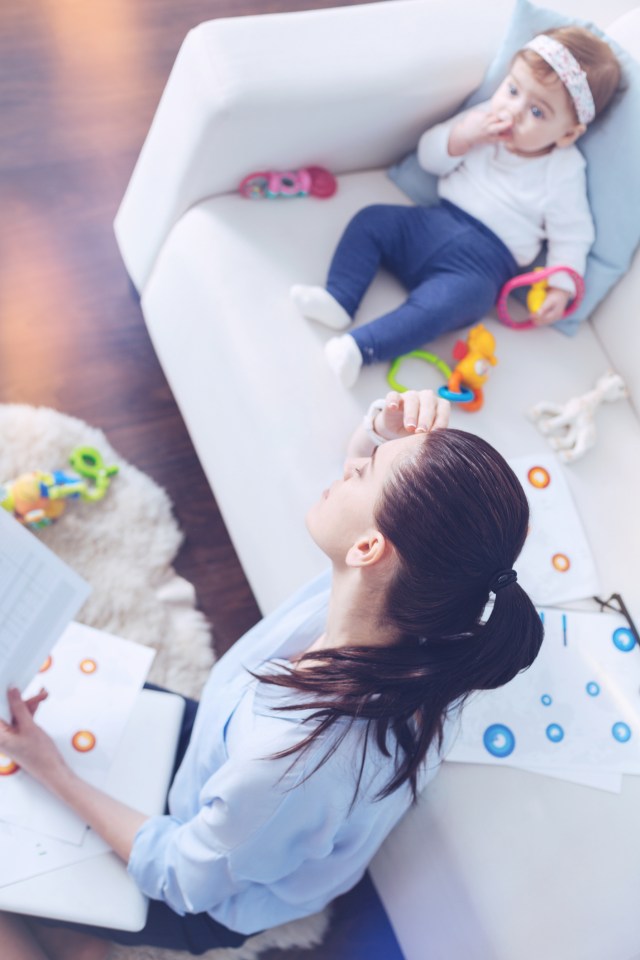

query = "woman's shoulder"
[
  {"left": 208, "top": 684, "right": 374, "bottom": 822},
  {"left": 204, "top": 569, "right": 332, "bottom": 691}
]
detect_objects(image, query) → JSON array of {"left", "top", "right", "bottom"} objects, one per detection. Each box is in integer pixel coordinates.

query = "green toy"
[
  {"left": 387, "top": 350, "right": 452, "bottom": 393},
  {"left": 0, "top": 446, "right": 119, "bottom": 530}
]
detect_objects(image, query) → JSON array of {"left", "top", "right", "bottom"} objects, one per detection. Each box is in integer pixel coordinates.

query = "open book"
[{"left": 0, "top": 510, "right": 91, "bottom": 722}]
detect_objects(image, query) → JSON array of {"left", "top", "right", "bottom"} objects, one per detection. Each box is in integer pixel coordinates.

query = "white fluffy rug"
[{"left": 0, "top": 405, "right": 329, "bottom": 959}]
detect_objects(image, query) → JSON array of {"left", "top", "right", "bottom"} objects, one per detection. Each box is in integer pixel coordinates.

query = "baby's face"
[{"left": 489, "top": 56, "right": 584, "bottom": 156}]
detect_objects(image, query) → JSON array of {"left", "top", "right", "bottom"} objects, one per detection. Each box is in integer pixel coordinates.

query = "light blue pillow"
[{"left": 388, "top": 0, "right": 640, "bottom": 335}]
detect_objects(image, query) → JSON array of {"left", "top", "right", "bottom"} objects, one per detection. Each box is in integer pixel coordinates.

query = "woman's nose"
[{"left": 343, "top": 458, "right": 363, "bottom": 479}]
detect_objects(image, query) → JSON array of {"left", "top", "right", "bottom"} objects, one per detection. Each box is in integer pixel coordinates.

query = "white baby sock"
[
  {"left": 290, "top": 285, "right": 352, "bottom": 331},
  {"left": 325, "top": 334, "right": 363, "bottom": 388}
]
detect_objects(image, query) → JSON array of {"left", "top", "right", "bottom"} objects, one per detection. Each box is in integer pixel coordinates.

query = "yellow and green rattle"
[{"left": 0, "top": 446, "right": 119, "bottom": 530}]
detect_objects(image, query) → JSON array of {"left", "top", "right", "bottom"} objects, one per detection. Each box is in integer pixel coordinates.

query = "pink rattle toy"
[
  {"left": 496, "top": 265, "right": 585, "bottom": 329},
  {"left": 239, "top": 166, "right": 337, "bottom": 200}
]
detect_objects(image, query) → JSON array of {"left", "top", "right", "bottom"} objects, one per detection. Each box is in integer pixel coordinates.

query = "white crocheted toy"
[{"left": 529, "top": 371, "right": 628, "bottom": 463}]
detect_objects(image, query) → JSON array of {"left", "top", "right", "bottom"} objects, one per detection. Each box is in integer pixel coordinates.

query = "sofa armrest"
[
  {"left": 590, "top": 7, "right": 640, "bottom": 416},
  {"left": 114, "top": 0, "right": 513, "bottom": 291}
]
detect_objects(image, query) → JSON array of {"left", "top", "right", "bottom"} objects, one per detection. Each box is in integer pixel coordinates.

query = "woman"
[{"left": 0, "top": 390, "right": 543, "bottom": 960}]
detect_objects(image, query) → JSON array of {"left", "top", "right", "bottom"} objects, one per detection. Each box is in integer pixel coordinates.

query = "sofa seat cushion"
[{"left": 141, "top": 169, "right": 640, "bottom": 618}]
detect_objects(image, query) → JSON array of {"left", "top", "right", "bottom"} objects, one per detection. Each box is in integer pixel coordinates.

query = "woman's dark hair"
[{"left": 257, "top": 429, "right": 543, "bottom": 802}]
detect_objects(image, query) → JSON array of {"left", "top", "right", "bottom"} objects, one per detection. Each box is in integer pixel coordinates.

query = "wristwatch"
[{"left": 363, "top": 398, "right": 391, "bottom": 447}]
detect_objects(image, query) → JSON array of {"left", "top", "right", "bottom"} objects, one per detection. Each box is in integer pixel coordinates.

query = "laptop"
[{"left": 0, "top": 687, "right": 185, "bottom": 931}]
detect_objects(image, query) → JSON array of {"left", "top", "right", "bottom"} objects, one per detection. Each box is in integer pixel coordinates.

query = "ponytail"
[
  {"left": 258, "top": 429, "right": 543, "bottom": 801},
  {"left": 469, "top": 581, "right": 543, "bottom": 691}
]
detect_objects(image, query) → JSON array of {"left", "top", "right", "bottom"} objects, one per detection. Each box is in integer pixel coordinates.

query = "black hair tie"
[{"left": 490, "top": 569, "right": 518, "bottom": 593}]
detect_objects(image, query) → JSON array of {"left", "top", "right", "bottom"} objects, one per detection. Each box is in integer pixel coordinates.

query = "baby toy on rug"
[
  {"left": 529, "top": 372, "right": 627, "bottom": 463},
  {"left": 0, "top": 446, "right": 119, "bottom": 530}
]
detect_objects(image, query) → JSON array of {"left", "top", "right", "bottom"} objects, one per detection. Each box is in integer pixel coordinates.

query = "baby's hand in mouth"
[
  {"left": 486, "top": 110, "right": 513, "bottom": 139},
  {"left": 495, "top": 110, "right": 514, "bottom": 135}
]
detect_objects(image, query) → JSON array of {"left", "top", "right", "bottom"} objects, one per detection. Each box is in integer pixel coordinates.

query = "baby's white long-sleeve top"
[
  {"left": 417, "top": 105, "right": 595, "bottom": 295},
  {"left": 128, "top": 569, "right": 456, "bottom": 935}
]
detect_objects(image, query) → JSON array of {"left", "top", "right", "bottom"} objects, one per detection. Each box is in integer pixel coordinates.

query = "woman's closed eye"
[
  {"left": 343, "top": 461, "right": 364, "bottom": 480},
  {"left": 345, "top": 447, "right": 377, "bottom": 480}
]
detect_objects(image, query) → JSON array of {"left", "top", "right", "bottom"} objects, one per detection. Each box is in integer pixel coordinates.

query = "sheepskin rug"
[{"left": 0, "top": 405, "right": 329, "bottom": 959}]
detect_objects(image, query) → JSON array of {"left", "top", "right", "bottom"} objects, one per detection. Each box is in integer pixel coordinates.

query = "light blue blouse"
[{"left": 128, "top": 569, "right": 456, "bottom": 934}]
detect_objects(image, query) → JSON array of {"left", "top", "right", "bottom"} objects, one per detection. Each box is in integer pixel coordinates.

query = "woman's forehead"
[{"left": 379, "top": 433, "right": 426, "bottom": 472}]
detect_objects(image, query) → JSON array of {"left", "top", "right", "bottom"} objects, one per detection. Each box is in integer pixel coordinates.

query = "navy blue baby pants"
[{"left": 326, "top": 200, "right": 517, "bottom": 363}]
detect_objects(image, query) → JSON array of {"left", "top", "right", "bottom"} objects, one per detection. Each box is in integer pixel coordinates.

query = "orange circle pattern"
[
  {"left": 552, "top": 553, "right": 571, "bottom": 573},
  {"left": 0, "top": 754, "right": 19, "bottom": 776},
  {"left": 527, "top": 466, "right": 551, "bottom": 489},
  {"left": 79, "top": 659, "right": 98, "bottom": 674},
  {"left": 39, "top": 656, "right": 52, "bottom": 673},
  {"left": 72, "top": 730, "right": 96, "bottom": 753}
]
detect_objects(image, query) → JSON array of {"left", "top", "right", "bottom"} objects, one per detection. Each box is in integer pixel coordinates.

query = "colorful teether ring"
[
  {"left": 438, "top": 385, "right": 475, "bottom": 403},
  {"left": 496, "top": 266, "right": 585, "bottom": 329},
  {"left": 387, "top": 350, "right": 452, "bottom": 393}
]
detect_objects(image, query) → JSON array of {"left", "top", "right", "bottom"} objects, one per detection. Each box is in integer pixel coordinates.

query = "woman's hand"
[
  {"left": 347, "top": 390, "right": 450, "bottom": 458},
  {"left": 1, "top": 688, "right": 148, "bottom": 864},
  {"left": 25, "top": 686, "right": 49, "bottom": 717},
  {"left": 374, "top": 389, "right": 451, "bottom": 441},
  {"left": 0, "top": 687, "right": 67, "bottom": 785}
]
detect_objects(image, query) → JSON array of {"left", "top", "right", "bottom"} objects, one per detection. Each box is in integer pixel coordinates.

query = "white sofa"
[{"left": 115, "top": 2, "right": 640, "bottom": 957}]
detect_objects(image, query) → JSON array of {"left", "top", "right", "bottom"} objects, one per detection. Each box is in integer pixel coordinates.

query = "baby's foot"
[
  {"left": 325, "top": 334, "right": 363, "bottom": 388},
  {"left": 290, "top": 285, "right": 351, "bottom": 331}
]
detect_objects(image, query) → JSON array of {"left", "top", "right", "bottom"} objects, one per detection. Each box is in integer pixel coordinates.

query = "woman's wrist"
[
  {"left": 372, "top": 410, "right": 399, "bottom": 441},
  {"left": 37, "top": 755, "right": 76, "bottom": 799},
  {"left": 363, "top": 399, "right": 397, "bottom": 445}
]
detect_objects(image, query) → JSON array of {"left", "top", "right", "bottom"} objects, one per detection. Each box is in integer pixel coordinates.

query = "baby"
[{"left": 291, "top": 27, "right": 621, "bottom": 387}]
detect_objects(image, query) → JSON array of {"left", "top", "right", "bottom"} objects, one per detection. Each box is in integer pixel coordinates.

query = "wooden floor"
[{"left": 0, "top": 1, "right": 403, "bottom": 957}]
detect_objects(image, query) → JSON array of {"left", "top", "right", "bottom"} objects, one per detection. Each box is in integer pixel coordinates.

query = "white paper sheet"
[
  {"left": 504, "top": 762, "right": 623, "bottom": 793},
  {"left": 0, "top": 623, "right": 155, "bottom": 843},
  {"left": 0, "top": 510, "right": 90, "bottom": 722},
  {"left": 508, "top": 454, "right": 601, "bottom": 605},
  {"left": 447, "top": 607, "right": 640, "bottom": 789},
  {"left": 0, "top": 820, "right": 109, "bottom": 888}
]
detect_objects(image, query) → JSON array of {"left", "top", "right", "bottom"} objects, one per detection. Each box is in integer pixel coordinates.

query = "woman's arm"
[
  {"left": 348, "top": 389, "right": 451, "bottom": 457},
  {"left": 0, "top": 687, "right": 147, "bottom": 862}
]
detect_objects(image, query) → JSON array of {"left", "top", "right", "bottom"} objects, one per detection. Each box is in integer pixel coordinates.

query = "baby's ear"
[{"left": 556, "top": 122, "right": 587, "bottom": 148}]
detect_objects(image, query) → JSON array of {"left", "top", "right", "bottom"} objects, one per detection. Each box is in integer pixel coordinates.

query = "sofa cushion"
[
  {"left": 141, "top": 169, "right": 640, "bottom": 619},
  {"left": 388, "top": 0, "right": 640, "bottom": 336}
]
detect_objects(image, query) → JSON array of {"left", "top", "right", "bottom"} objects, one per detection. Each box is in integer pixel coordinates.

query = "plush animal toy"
[{"left": 529, "top": 371, "right": 628, "bottom": 463}]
